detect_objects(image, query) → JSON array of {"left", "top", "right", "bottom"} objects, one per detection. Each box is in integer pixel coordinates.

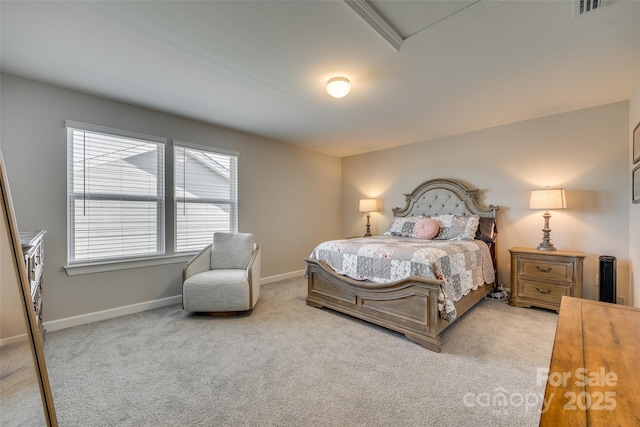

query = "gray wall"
[
  {"left": 342, "top": 102, "right": 631, "bottom": 304},
  {"left": 0, "top": 73, "right": 342, "bottom": 324}
]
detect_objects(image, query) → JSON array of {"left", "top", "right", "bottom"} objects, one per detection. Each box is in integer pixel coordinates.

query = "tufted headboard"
[
  {"left": 392, "top": 178, "right": 497, "bottom": 219},
  {"left": 392, "top": 178, "right": 499, "bottom": 275}
]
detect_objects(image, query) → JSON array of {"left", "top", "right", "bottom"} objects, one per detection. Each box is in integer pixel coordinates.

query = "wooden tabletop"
[{"left": 540, "top": 296, "right": 640, "bottom": 426}]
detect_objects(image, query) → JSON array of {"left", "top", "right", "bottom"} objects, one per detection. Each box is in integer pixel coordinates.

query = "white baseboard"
[
  {"left": 41, "top": 270, "right": 305, "bottom": 333},
  {"left": 0, "top": 333, "right": 28, "bottom": 347},
  {"left": 44, "top": 295, "right": 183, "bottom": 332},
  {"left": 261, "top": 269, "right": 305, "bottom": 285}
]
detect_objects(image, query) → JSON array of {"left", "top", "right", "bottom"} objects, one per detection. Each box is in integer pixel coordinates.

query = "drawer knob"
[
  {"left": 535, "top": 287, "right": 552, "bottom": 295},
  {"left": 536, "top": 266, "right": 552, "bottom": 273}
]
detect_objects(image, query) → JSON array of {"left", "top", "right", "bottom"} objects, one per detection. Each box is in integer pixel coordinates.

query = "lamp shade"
[
  {"left": 529, "top": 188, "right": 567, "bottom": 210},
  {"left": 359, "top": 198, "right": 378, "bottom": 213},
  {"left": 326, "top": 77, "right": 351, "bottom": 98}
]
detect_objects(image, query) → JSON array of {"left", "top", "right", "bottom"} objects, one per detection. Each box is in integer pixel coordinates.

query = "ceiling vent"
[{"left": 575, "top": 0, "right": 607, "bottom": 16}]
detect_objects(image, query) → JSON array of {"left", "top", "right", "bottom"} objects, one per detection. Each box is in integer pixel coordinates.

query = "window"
[
  {"left": 66, "top": 121, "right": 165, "bottom": 264},
  {"left": 174, "top": 142, "right": 238, "bottom": 253}
]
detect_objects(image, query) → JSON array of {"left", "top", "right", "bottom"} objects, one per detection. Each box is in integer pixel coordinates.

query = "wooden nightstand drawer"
[
  {"left": 509, "top": 247, "right": 585, "bottom": 312},
  {"left": 518, "top": 258, "right": 574, "bottom": 283},
  {"left": 20, "top": 230, "right": 47, "bottom": 342},
  {"left": 518, "top": 279, "right": 571, "bottom": 304}
]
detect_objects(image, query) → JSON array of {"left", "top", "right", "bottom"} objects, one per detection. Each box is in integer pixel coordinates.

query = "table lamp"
[
  {"left": 529, "top": 188, "right": 566, "bottom": 251},
  {"left": 359, "top": 198, "right": 378, "bottom": 237}
]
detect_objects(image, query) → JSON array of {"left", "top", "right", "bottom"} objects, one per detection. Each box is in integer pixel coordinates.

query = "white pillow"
[
  {"left": 432, "top": 215, "right": 480, "bottom": 241},
  {"left": 210, "top": 232, "right": 255, "bottom": 270},
  {"left": 383, "top": 216, "right": 423, "bottom": 237}
]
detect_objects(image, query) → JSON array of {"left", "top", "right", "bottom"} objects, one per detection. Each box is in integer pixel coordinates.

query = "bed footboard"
[
  {"left": 305, "top": 258, "right": 448, "bottom": 352},
  {"left": 305, "top": 258, "right": 493, "bottom": 352}
]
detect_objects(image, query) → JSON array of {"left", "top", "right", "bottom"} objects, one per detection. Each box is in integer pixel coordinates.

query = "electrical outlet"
[
  {"left": 617, "top": 296, "right": 625, "bottom": 305},
  {"left": 595, "top": 273, "right": 599, "bottom": 286}
]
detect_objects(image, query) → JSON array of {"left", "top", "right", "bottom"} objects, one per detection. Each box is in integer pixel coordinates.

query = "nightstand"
[{"left": 509, "top": 247, "right": 585, "bottom": 312}]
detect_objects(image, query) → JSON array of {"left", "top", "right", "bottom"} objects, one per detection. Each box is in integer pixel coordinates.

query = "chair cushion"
[
  {"left": 210, "top": 232, "right": 255, "bottom": 270},
  {"left": 183, "top": 269, "right": 250, "bottom": 312}
]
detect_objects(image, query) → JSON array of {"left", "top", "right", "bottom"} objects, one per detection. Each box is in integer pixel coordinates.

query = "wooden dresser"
[
  {"left": 509, "top": 247, "right": 585, "bottom": 312},
  {"left": 540, "top": 296, "right": 640, "bottom": 426},
  {"left": 20, "top": 230, "right": 46, "bottom": 341}
]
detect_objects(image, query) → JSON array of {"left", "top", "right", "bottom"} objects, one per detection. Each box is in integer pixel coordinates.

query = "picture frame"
[
  {"left": 634, "top": 164, "right": 640, "bottom": 204},
  {"left": 634, "top": 121, "right": 640, "bottom": 164}
]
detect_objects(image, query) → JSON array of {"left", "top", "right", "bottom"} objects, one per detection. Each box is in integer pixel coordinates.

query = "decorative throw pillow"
[
  {"left": 412, "top": 218, "right": 439, "bottom": 240},
  {"left": 432, "top": 214, "right": 480, "bottom": 241},
  {"left": 475, "top": 217, "right": 497, "bottom": 243},
  {"left": 384, "top": 216, "right": 423, "bottom": 237},
  {"left": 210, "top": 232, "right": 255, "bottom": 270}
]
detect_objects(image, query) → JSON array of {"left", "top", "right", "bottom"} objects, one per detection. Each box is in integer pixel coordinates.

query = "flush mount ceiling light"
[{"left": 326, "top": 77, "right": 351, "bottom": 98}]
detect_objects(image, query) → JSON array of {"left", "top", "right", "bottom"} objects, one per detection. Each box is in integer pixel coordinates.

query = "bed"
[{"left": 305, "top": 178, "right": 498, "bottom": 352}]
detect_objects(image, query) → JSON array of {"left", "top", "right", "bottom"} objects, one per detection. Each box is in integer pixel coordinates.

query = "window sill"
[{"left": 64, "top": 253, "right": 196, "bottom": 276}]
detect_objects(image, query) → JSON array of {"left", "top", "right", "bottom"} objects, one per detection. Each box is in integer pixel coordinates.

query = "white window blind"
[
  {"left": 174, "top": 142, "right": 238, "bottom": 253},
  {"left": 66, "top": 121, "right": 165, "bottom": 264}
]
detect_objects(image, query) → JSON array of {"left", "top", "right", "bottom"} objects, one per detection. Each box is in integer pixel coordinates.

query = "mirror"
[{"left": 0, "top": 151, "right": 57, "bottom": 426}]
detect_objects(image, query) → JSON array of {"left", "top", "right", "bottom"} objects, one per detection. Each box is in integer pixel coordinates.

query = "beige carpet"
[
  {"left": 43, "top": 277, "right": 558, "bottom": 427},
  {"left": 1, "top": 340, "right": 48, "bottom": 426}
]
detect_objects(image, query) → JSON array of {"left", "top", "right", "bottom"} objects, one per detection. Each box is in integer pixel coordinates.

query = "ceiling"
[{"left": 1, "top": 0, "right": 639, "bottom": 157}]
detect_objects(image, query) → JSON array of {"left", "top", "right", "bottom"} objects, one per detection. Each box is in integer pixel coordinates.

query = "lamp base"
[
  {"left": 537, "top": 211, "right": 557, "bottom": 251},
  {"left": 364, "top": 213, "right": 372, "bottom": 237},
  {"left": 536, "top": 243, "right": 557, "bottom": 251}
]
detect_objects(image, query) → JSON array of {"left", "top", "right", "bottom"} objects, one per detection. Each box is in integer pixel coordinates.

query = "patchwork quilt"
[{"left": 308, "top": 236, "right": 495, "bottom": 321}]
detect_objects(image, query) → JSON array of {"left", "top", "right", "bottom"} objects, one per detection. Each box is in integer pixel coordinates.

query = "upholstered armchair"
[{"left": 182, "top": 232, "right": 261, "bottom": 313}]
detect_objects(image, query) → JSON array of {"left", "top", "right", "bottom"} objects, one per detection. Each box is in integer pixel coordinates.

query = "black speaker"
[{"left": 599, "top": 255, "right": 616, "bottom": 303}]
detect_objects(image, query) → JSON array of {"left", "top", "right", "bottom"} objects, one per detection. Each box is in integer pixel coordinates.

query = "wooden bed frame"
[{"left": 305, "top": 178, "right": 498, "bottom": 352}]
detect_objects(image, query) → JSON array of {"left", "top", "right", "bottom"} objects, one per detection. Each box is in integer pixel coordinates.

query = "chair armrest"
[
  {"left": 182, "top": 244, "right": 212, "bottom": 283},
  {"left": 247, "top": 244, "right": 261, "bottom": 308}
]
